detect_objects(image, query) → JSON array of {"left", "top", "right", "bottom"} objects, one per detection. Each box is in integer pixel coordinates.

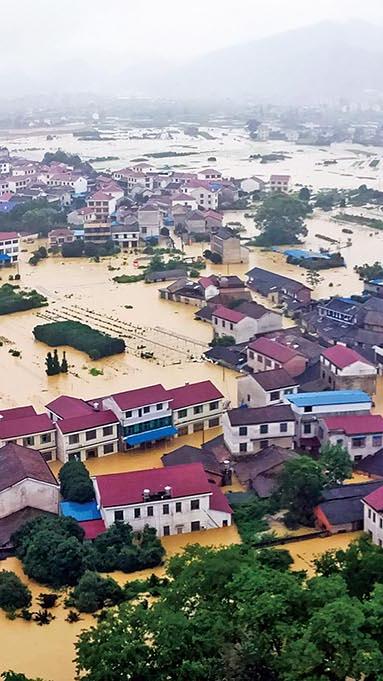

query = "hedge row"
[
  {"left": 0, "top": 284, "right": 48, "bottom": 316},
  {"left": 33, "top": 320, "right": 125, "bottom": 360}
]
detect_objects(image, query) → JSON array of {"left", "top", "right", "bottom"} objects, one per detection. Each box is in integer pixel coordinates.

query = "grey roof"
[
  {"left": 203, "top": 345, "right": 247, "bottom": 370},
  {"left": 228, "top": 404, "right": 294, "bottom": 426},
  {"left": 162, "top": 445, "right": 221, "bottom": 476},
  {"left": 234, "top": 446, "right": 297, "bottom": 498},
  {"left": 235, "top": 300, "right": 278, "bottom": 320},
  {"left": 214, "top": 227, "right": 237, "bottom": 240},
  {"left": 195, "top": 306, "right": 215, "bottom": 321},
  {"left": 319, "top": 298, "right": 360, "bottom": 315},
  {"left": 318, "top": 480, "right": 383, "bottom": 526},
  {"left": 322, "top": 480, "right": 383, "bottom": 501},
  {"left": 251, "top": 368, "right": 299, "bottom": 392},
  {"left": 146, "top": 269, "right": 187, "bottom": 282},
  {"left": 355, "top": 450, "right": 383, "bottom": 477},
  {"left": 246, "top": 267, "right": 310, "bottom": 294}
]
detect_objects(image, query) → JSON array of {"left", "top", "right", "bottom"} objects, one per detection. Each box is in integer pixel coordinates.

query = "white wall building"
[
  {"left": 0, "top": 231, "right": 19, "bottom": 265},
  {"left": 237, "top": 369, "right": 298, "bottom": 408},
  {"left": 318, "top": 414, "right": 383, "bottom": 462},
  {"left": 55, "top": 410, "right": 119, "bottom": 463},
  {"left": 363, "top": 485, "right": 383, "bottom": 546},
  {"left": 168, "top": 380, "right": 224, "bottom": 436},
  {"left": 223, "top": 404, "right": 295, "bottom": 456}
]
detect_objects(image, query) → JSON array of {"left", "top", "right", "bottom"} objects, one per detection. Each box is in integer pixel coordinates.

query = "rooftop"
[
  {"left": 161, "top": 445, "right": 221, "bottom": 476},
  {"left": 167, "top": 380, "right": 223, "bottom": 410},
  {"left": 0, "top": 405, "right": 37, "bottom": 421},
  {"left": 362, "top": 484, "right": 383, "bottom": 512},
  {"left": 249, "top": 337, "right": 301, "bottom": 363},
  {"left": 0, "top": 443, "right": 58, "bottom": 493},
  {"left": 45, "top": 395, "right": 94, "bottom": 419},
  {"left": 111, "top": 384, "right": 170, "bottom": 411},
  {"left": 321, "top": 344, "right": 373, "bottom": 369},
  {"left": 0, "top": 231, "right": 18, "bottom": 240},
  {"left": 212, "top": 305, "right": 245, "bottom": 323},
  {"left": 0, "top": 413, "right": 54, "bottom": 439},
  {"left": 323, "top": 414, "right": 383, "bottom": 435},
  {"left": 57, "top": 409, "right": 119, "bottom": 435},
  {"left": 250, "top": 368, "right": 298, "bottom": 392},
  {"left": 286, "top": 390, "right": 371, "bottom": 408},
  {"left": 95, "top": 462, "right": 213, "bottom": 507},
  {"left": 227, "top": 404, "right": 294, "bottom": 427}
]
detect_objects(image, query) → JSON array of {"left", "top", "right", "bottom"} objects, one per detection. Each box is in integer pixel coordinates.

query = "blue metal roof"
[
  {"left": 286, "top": 390, "right": 371, "bottom": 408},
  {"left": 369, "top": 279, "right": 383, "bottom": 286},
  {"left": 60, "top": 500, "right": 101, "bottom": 521},
  {"left": 124, "top": 425, "right": 177, "bottom": 446},
  {"left": 283, "top": 248, "right": 331, "bottom": 260}
]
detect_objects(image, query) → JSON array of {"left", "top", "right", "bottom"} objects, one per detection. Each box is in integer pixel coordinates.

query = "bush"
[
  {"left": 71, "top": 571, "right": 124, "bottom": 613},
  {"left": 0, "top": 571, "right": 32, "bottom": 612},
  {"left": 0, "top": 284, "right": 47, "bottom": 315},
  {"left": 59, "top": 460, "right": 95, "bottom": 503},
  {"left": 33, "top": 320, "right": 125, "bottom": 359},
  {"left": 90, "top": 523, "right": 165, "bottom": 574},
  {"left": 203, "top": 249, "right": 222, "bottom": 264}
]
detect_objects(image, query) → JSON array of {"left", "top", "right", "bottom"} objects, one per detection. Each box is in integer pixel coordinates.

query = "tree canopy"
[
  {"left": 254, "top": 194, "right": 310, "bottom": 246},
  {"left": 319, "top": 442, "right": 352, "bottom": 487},
  {"left": 279, "top": 456, "right": 325, "bottom": 526},
  {"left": 59, "top": 460, "right": 95, "bottom": 503}
]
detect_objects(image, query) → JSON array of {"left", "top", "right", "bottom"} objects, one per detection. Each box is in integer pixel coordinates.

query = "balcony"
[{"left": 124, "top": 425, "right": 177, "bottom": 446}]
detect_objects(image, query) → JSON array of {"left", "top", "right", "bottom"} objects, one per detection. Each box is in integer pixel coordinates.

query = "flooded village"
[{"left": 3, "top": 113, "right": 383, "bottom": 680}]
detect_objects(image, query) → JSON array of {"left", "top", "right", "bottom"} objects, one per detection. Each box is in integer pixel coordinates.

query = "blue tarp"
[
  {"left": 283, "top": 248, "right": 331, "bottom": 260},
  {"left": 60, "top": 499, "right": 101, "bottom": 521},
  {"left": 124, "top": 425, "right": 178, "bottom": 446},
  {"left": 0, "top": 253, "right": 11, "bottom": 262}
]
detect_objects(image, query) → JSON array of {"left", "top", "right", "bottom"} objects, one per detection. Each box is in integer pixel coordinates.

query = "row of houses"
[{"left": 0, "top": 380, "right": 225, "bottom": 463}]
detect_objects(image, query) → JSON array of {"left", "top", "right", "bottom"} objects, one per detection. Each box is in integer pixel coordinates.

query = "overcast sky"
[{"left": 5, "top": 0, "right": 383, "bottom": 61}]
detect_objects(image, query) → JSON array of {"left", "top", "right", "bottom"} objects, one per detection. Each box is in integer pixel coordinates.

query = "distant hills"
[{"left": 159, "top": 20, "right": 383, "bottom": 103}]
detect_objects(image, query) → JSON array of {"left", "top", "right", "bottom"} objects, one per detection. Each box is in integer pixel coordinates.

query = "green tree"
[
  {"left": 279, "top": 456, "right": 325, "bottom": 526},
  {"left": 61, "top": 350, "right": 68, "bottom": 373},
  {"left": 71, "top": 571, "right": 124, "bottom": 613},
  {"left": 209, "top": 334, "right": 235, "bottom": 347},
  {"left": 298, "top": 186, "right": 311, "bottom": 202},
  {"left": 2, "top": 673, "right": 46, "bottom": 681},
  {"left": 52, "top": 349, "right": 61, "bottom": 375},
  {"left": 0, "top": 571, "right": 32, "bottom": 612},
  {"left": 354, "top": 260, "right": 383, "bottom": 282},
  {"left": 306, "top": 268, "right": 323, "bottom": 289},
  {"left": 254, "top": 194, "right": 310, "bottom": 246},
  {"left": 59, "top": 460, "right": 95, "bottom": 503},
  {"left": 319, "top": 442, "right": 352, "bottom": 487},
  {"left": 45, "top": 351, "right": 55, "bottom": 376}
]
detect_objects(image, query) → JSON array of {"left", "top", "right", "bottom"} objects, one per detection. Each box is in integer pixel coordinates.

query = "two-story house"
[
  {"left": 102, "top": 385, "right": 177, "bottom": 450},
  {"left": 318, "top": 414, "right": 383, "bottom": 463},
  {"left": 55, "top": 410, "right": 119, "bottom": 462},
  {"left": 237, "top": 368, "right": 298, "bottom": 408},
  {"left": 210, "top": 227, "right": 249, "bottom": 264},
  {"left": 222, "top": 404, "right": 295, "bottom": 456},
  {"left": 86, "top": 191, "right": 116, "bottom": 222},
  {"left": 269, "top": 174, "right": 291, "bottom": 192},
  {"left": 93, "top": 462, "right": 232, "bottom": 536},
  {"left": 138, "top": 204, "right": 161, "bottom": 239},
  {"left": 212, "top": 305, "right": 280, "bottom": 344},
  {"left": 0, "top": 407, "right": 56, "bottom": 461},
  {"left": 167, "top": 380, "right": 224, "bottom": 436},
  {"left": 286, "top": 390, "right": 372, "bottom": 451},
  {"left": 0, "top": 231, "right": 19, "bottom": 266},
  {"left": 362, "top": 484, "right": 383, "bottom": 546},
  {"left": 247, "top": 337, "right": 308, "bottom": 377},
  {"left": 317, "top": 298, "right": 360, "bottom": 326},
  {"left": 320, "top": 345, "right": 377, "bottom": 395}
]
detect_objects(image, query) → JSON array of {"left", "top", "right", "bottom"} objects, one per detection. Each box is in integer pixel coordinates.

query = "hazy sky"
[{"left": 5, "top": 0, "right": 383, "bottom": 61}]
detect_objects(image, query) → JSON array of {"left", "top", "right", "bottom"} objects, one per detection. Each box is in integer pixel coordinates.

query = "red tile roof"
[
  {"left": 88, "top": 191, "right": 113, "bottom": 201},
  {"left": 321, "top": 345, "right": 373, "bottom": 370},
  {"left": 46, "top": 395, "right": 94, "bottom": 419},
  {"left": 249, "top": 337, "right": 301, "bottom": 363},
  {"left": 323, "top": 414, "right": 383, "bottom": 436},
  {"left": 270, "top": 174, "right": 291, "bottom": 182},
  {"left": 96, "top": 462, "right": 212, "bottom": 507},
  {"left": 79, "top": 519, "right": 106, "bottom": 539},
  {"left": 363, "top": 485, "right": 383, "bottom": 512},
  {"left": 0, "top": 414, "right": 55, "bottom": 439},
  {"left": 0, "top": 231, "right": 19, "bottom": 240},
  {"left": 168, "top": 380, "right": 223, "bottom": 410},
  {"left": 0, "top": 406, "right": 37, "bottom": 421},
  {"left": 209, "top": 483, "right": 232, "bottom": 514},
  {"left": 212, "top": 305, "right": 245, "bottom": 323},
  {"left": 0, "top": 443, "right": 58, "bottom": 493},
  {"left": 111, "top": 384, "right": 170, "bottom": 411},
  {"left": 199, "top": 276, "right": 216, "bottom": 289},
  {"left": 57, "top": 410, "right": 119, "bottom": 435}
]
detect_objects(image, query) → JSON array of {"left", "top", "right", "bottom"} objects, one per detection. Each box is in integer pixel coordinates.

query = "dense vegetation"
[
  {"left": 0, "top": 284, "right": 47, "bottom": 315},
  {"left": 75, "top": 538, "right": 383, "bottom": 681},
  {"left": 335, "top": 212, "right": 383, "bottom": 230},
  {"left": 0, "top": 199, "right": 66, "bottom": 237},
  {"left": 59, "top": 460, "right": 95, "bottom": 503},
  {"left": 33, "top": 320, "right": 125, "bottom": 360},
  {"left": 71, "top": 571, "right": 124, "bottom": 613},
  {"left": 12, "top": 515, "right": 164, "bottom": 588},
  {"left": 254, "top": 194, "right": 311, "bottom": 246},
  {"left": 355, "top": 261, "right": 383, "bottom": 282},
  {"left": 0, "top": 571, "right": 32, "bottom": 612},
  {"left": 61, "top": 239, "right": 120, "bottom": 258}
]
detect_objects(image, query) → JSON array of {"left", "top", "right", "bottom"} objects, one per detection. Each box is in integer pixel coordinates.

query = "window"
[
  {"left": 285, "top": 388, "right": 294, "bottom": 395},
  {"left": 125, "top": 410, "right": 132, "bottom": 418},
  {"left": 303, "top": 423, "right": 312, "bottom": 434},
  {"left": 133, "top": 508, "right": 141, "bottom": 519},
  {"left": 304, "top": 406, "right": 313, "bottom": 413},
  {"left": 280, "top": 422, "right": 288, "bottom": 433},
  {"left": 86, "top": 429, "right": 97, "bottom": 441},
  {"left": 163, "top": 525, "right": 170, "bottom": 536},
  {"left": 368, "top": 508, "right": 372, "bottom": 519},
  {"left": 209, "top": 401, "right": 219, "bottom": 411},
  {"left": 178, "top": 409, "right": 187, "bottom": 419},
  {"left": 351, "top": 437, "right": 366, "bottom": 448},
  {"left": 193, "top": 422, "right": 204, "bottom": 432},
  {"left": 239, "top": 442, "right": 247, "bottom": 453},
  {"left": 178, "top": 425, "right": 188, "bottom": 436},
  {"left": 68, "top": 433, "right": 79, "bottom": 445},
  {"left": 156, "top": 403, "right": 163, "bottom": 411},
  {"left": 239, "top": 426, "right": 248, "bottom": 436},
  {"left": 373, "top": 435, "right": 383, "bottom": 447},
  {"left": 229, "top": 323, "right": 233, "bottom": 331},
  {"left": 257, "top": 355, "right": 263, "bottom": 362},
  {"left": 147, "top": 506, "right": 154, "bottom": 517},
  {"left": 270, "top": 391, "right": 280, "bottom": 401},
  {"left": 249, "top": 351, "right": 254, "bottom": 359},
  {"left": 260, "top": 440, "right": 269, "bottom": 449},
  {"left": 103, "top": 425, "right": 113, "bottom": 437},
  {"left": 265, "top": 359, "right": 272, "bottom": 368},
  {"left": 191, "top": 499, "right": 200, "bottom": 511},
  {"left": 163, "top": 504, "right": 170, "bottom": 515},
  {"left": 191, "top": 521, "right": 200, "bottom": 532},
  {"left": 222, "top": 320, "right": 226, "bottom": 328},
  {"left": 260, "top": 424, "right": 268, "bottom": 434},
  {"left": 103, "top": 443, "right": 114, "bottom": 454},
  {"left": 194, "top": 405, "right": 203, "bottom": 415},
  {"left": 68, "top": 452, "right": 81, "bottom": 461},
  {"left": 176, "top": 502, "right": 182, "bottom": 512},
  {"left": 380, "top": 518, "right": 383, "bottom": 529},
  {"left": 143, "top": 406, "right": 150, "bottom": 414},
  {"left": 114, "top": 510, "right": 124, "bottom": 522},
  {"left": 40, "top": 433, "right": 52, "bottom": 444},
  {"left": 23, "top": 436, "right": 34, "bottom": 447},
  {"left": 223, "top": 520, "right": 228, "bottom": 527},
  {"left": 353, "top": 455, "right": 363, "bottom": 463},
  {"left": 373, "top": 512, "right": 376, "bottom": 523},
  {"left": 209, "top": 417, "right": 220, "bottom": 427}
]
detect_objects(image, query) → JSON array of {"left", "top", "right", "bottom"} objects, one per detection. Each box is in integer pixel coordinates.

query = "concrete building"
[
  {"left": 55, "top": 410, "right": 119, "bottom": 463},
  {"left": 247, "top": 337, "right": 308, "bottom": 377},
  {"left": 362, "top": 485, "right": 383, "bottom": 546},
  {"left": 246, "top": 267, "right": 312, "bottom": 306},
  {"left": 168, "top": 380, "right": 224, "bottom": 436},
  {"left": 86, "top": 191, "right": 116, "bottom": 222},
  {"left": 0, "top": 231, "right": 19, "bottom": 266},
  {"left": 138, "top": 204, "right": 161, "bottom": 239},
  {"left": 237, "top": 369, "right": 298, "bottom": 408},
  {"left": 285, "top": 390, "right": 372, "bottom": 451},
  {"left": 210, "top": 227, "right": 249, "bottom": 264},
  {"left": 0, "top": 407, "right": 56, "bottom": 461},
  {"left": 212, "top": 306, "right": 258, "bottom": 344},
  {"left": 315, "top": 480, "right": 382, "bottom": 534},
  {"left": 48, "top": 228, "right": 74, "bottom": 249},
  {"left": 93, "top": 462, "right": 232, "bottom": 536},
  {"left": 111, "top": 223, "right": 139, "bottom": 249},
  {"left": 319, "top": 414, "right": 383, "bottom": 462},
  {"left": 320, "top": 345, "right": 377, "bottom": 395},
  {"left": 269, "top": 174, "right": 291, "bottom": 192},
  {"left": 83, "top": 222, "right": 112, "bottom": 243},
  {"left": 223, "top": 404, "right": 295, "bottom": 456},
  {"left": 183, "top": 180, "right": 220, "bottom": 210}
]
